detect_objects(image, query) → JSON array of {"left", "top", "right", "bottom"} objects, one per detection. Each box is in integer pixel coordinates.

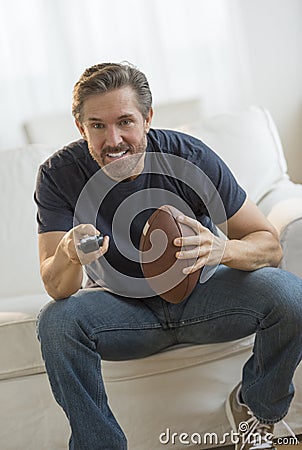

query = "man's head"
[
  {"left": 72, "top": 62, "right": 153, "bottom": 181},
  {"left": 72, "top": 62, "right": 152, "bottom": 123}
]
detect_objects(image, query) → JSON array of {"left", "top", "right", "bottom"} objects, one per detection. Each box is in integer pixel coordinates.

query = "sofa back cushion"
[
  {"left": 23, "top": 111, "right": 80, "bottom": 147},
  {"left": 179, "top": 106, "right": 289, "bottom": 203},
  {"left": 0, "top": 145, "right": 56, "bottom": 297}
]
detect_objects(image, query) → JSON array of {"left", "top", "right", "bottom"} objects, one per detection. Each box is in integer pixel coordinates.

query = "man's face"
[{"left": 76, "top": 86, "right": 153, "bottom": 181}]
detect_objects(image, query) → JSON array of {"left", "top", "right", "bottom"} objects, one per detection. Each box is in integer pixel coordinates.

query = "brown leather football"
[{"left": 139, "top": 205, "right": 201, "bottom": 303}]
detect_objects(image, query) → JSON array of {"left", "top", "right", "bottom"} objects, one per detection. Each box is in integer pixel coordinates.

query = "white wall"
[
  {"left": 1, "top": 0, "right": 301, "bottom": 183},
  {"left": 0, "top": 1, "right": 245, "bottom": 151},
  {"left": 237, "top": 0, "right": 302, "bottom": 182}
]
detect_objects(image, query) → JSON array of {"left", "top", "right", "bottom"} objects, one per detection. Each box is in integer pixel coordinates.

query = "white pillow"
[
  {"left": 183, "top": 106, "right": 289, "bottom": 203},
  {"left": 24, "top": 111, "right": 80, "bottom": 147}
]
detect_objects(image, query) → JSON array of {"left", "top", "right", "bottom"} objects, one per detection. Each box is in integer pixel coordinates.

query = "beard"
[{"left": 88, "top": 136, "right": 147, "bottom": 182}]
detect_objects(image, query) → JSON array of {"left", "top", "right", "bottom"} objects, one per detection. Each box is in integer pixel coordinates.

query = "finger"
[
  {"left": 182, "top": 259, "right": 205, "bottom": 274},
  {"left": 75, "top": 226, "right": 100, "bottom": 241},
  {"left": 174, "top": 235, "right": 207, "bottom": 247},
  {"left": 176, "top": 215, "right": 205, "bottom": 232},
  {"left": 77, "top": 235, "right": 110, "bottom": 265},
  {"left": 99, "top": 235, "right": 109, "bottom": 255},
  {"left": 176, "top": 246, "right": 208, "bottom": 260}
]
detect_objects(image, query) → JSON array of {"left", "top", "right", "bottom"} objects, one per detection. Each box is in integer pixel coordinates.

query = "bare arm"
[
  {"left": 174, "top": 198, "right": 283, "bottom": 273},
  {"left": 39, "top": 225, "right": 109, "bottom": 300}
]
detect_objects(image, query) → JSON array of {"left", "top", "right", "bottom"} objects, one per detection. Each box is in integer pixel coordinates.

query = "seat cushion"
[
  {"left": 0, "top": 289, "right": 254, "bottom": 382},
  {"left": 103, "top": 335, "right": 255, "bottom": 381},
  {"left": 0, "top": 294, "right": 51, "bottom": 380}
]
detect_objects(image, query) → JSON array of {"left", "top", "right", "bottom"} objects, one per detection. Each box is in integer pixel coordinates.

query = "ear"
[
  {"left": 144, "top": 107, "right": 153, "bottom": 133},
  {"left": 75, "top": 119, "right": 87, "bottom": 140}
]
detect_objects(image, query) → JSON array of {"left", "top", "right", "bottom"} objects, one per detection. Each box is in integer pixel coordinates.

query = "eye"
[
  {"left": 92, "top": 123, "right": 104, "bottom": 129},
  {"left": 120, "top": 119, "right": 133, "bottom": 126}
]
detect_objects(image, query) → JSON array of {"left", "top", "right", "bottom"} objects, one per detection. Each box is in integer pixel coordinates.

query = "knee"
[
  {"left": 258, "top": 267, "right": 302, "bottom": 328},
  {"left": 37, "top": 300, "right": 63, "bottom": 343},
  {"left": 37, "top": 298, "right": 78, "bottom": 348}
]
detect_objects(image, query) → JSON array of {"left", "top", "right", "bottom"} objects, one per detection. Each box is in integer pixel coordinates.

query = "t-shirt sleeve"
[
  {"left": 34, "top": 165, "right": 74, "bottom": 233},
  {"left": 180, "top": 134, "right": 247, "bottom": 224},
  {"left": 203, "top": 146, "right": 247, "bottom": 223}
]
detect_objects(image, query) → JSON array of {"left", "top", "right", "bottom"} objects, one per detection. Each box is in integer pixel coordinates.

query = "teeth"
[{"left": 107, "top": 151, "right": 126, "bottom": 158}]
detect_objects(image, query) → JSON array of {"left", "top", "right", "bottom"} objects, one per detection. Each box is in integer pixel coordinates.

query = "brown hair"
[{"left": 72, "top": 62, "right": 152, "bottom": 123}]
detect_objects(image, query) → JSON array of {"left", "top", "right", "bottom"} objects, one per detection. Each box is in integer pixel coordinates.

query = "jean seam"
[
  {"left": 89, "top": 323, "right": 162, "bottom": 339},
  {"left": 96, "top": 352, "right": 102, "bottom": 409},
  {"left": 243, "top": 332, "right": 265, "bottom": 408},
  {"left": 172, "top": 309, "right": 265, "bottom": 326}
]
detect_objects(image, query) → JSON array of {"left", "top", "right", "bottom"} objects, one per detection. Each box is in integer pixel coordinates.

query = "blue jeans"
[{"left": 37, "top": 266, "right": 302, "bottom": 450}]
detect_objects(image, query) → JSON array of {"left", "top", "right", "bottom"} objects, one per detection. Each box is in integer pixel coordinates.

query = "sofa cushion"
[
  {"left": 0, "top": 287, "right": 254, "bottom": 382},
  {"left": 23, "top": 111, "right": 80, "bottom": 147},
  {"left": 0, "top": 145, "right": 56, "bottom": 298},
  {"left": 183, "top": 106, "right": 289, "bottom": 203},
  {"left": 103, "top": 335, "right": 254, "bottom": 381},
  {"left": 0, "top": 288, "right": 254, "bottom": 383},
  {"left": 0, "top": 294, "right": 50, "bottom": 380}
]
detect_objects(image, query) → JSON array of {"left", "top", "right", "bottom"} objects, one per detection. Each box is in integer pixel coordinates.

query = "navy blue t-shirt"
[{"left": 35, "top": 128, "right": 246, "bottom": 292}]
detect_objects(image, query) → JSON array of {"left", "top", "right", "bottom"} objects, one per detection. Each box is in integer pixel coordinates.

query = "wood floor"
[{"left": 277, "top": 441, "right": 301, "bottom": 450}]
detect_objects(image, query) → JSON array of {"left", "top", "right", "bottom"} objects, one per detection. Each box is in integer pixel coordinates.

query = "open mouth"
[{"left": 106, "top": 150, "right": 129, "bottom": 159}]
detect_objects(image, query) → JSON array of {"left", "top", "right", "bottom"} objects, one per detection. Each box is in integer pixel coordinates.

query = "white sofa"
[{"left": 1, "top": 106, "right": 302, "bottom": 450}]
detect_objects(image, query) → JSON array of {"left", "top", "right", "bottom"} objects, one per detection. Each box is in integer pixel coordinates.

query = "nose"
[{"left": 104, "top": 126, "right": 123, "bottom": 148}]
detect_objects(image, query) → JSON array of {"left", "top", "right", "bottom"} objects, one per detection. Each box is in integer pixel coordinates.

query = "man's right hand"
[
  {"left": 38, "top": 224, "right": 109, "bottom": 300},
  {"left": 62, "top": 224, "right": 109, "bottom": 266}
]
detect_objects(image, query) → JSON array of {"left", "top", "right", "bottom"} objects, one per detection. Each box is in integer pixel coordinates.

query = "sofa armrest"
[{"left": 257, "top": 183, "right": 302, "bottom": 278}]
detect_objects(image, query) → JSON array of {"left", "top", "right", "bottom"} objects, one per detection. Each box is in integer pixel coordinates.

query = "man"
[{"left": 35, "top": 62, "right": 302, "bottom": 450}]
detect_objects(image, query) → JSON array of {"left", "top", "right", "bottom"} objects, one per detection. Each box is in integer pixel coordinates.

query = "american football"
[{"left": 139, "top": 205, "right": 201, "bottom": 303}]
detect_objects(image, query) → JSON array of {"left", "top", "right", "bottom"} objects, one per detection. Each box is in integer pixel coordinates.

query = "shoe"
[{"left": 225, "top": 383, "right": 275, "bottom": 450}]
